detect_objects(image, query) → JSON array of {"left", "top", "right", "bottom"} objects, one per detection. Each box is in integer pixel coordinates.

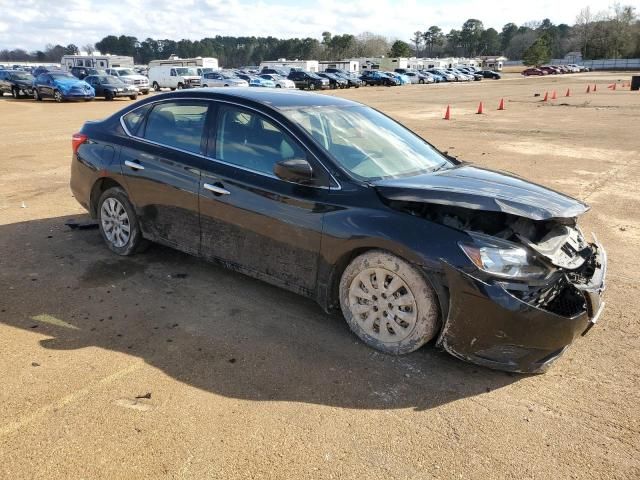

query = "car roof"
[{"left": 149, "top": 88, "right": 361, "bottom": 110}]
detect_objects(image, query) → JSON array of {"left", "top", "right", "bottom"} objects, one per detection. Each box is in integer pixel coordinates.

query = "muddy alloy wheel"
[
  {"left": 97, "top": 187, "right": 147, "bottom": 256},
  {"left": 53, "top": 90, "right": 63, "bottom": 102},
  {"left": 340, "top": 250, "right": 440, "bottom": 355}
]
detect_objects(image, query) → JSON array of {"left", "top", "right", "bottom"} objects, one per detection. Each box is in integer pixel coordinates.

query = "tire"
[
  {"left": 53, "top": 90, "right": 63, "bottom": 102},
  {"left": 339, "top": 250, "right": 440, "bottom": 355},
  {"left": 176, "top": 83, "right": 183, "bottom": 90},
  {"left": 34, "top": 89, "right": 42, "bottom": 101},
  {"left": 275, "top": 84, "right": 281, "bottom": 88},
  {"left": 309, "top": 83, "right": 315, "bottom": 90},
  {"left": 105, "top": 90, "right": 114, "bottom": 101},
  {"left": 12, "top": 87, "right": 20, "bottom": 99},
  {"left": 419, "top": 79, "right": 425, "bottom": 84},
  {"left": 152, "top": 82, "right": 160, "bottom": 91},
  {"left": 129, "top": 94, "right": 137, "bottom": 100},
  {"left": 203, "top": 84, "right": 208, "bottom": 88},
  {"left": 97, "top": 187, "right": 147, "bottom": 256}
]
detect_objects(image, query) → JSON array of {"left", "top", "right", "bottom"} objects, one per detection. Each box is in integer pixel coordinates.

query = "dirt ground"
[{"left": 1, "top": 72, "right": 639, "bottom": 479}]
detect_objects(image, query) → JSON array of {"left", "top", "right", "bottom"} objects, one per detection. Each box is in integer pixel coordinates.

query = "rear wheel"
[
  {"left": 104, "top": 90, "right": 114, "bottom": 101},
  {"left": 339, "top": 250, "right": 440, "bottom": 355},
  {"left": 152, "top": 82, "right": 160, "bottom": 91},
  {"left": 53, "top": 90, "right": 63, "bottom": 102},
  {"left": 34, "top": 89, "right": 42, "bottom": 101},
  {"left": 275, "top": 84, "right": 281, "bottom": 88},
  {"left": 129, "top": 94, "right": 137, "bottom": 100},
  {"left": 176, "top": 83, "right": 183, "bottom": 90},
  {"left": 97, "top": 187, "right": 147, "bottom": 256}
]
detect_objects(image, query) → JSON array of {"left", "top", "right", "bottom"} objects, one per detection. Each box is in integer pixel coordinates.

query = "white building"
[
  {"left": 61, "top": 54, "right": 133, "bottom": 70},
  {"left": 318, "top": 60, "right": 359, "bottom": 73},
  {"left": 479, "top": 56, "right": 507, "bottom": 70},
  {"left": 260, "top": 59, "right": 319, "bottom": 72},
  {"left": 350, "top": 57, "right": 408, "bottom": 72}
]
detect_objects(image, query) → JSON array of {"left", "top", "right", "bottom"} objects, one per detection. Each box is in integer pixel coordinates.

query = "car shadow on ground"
[{"left": 0, "top": 214, "right": 522, "bottom": 411}]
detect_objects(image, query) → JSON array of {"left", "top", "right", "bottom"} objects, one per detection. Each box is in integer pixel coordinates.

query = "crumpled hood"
[
  {"left": 373, "top": 165, "right": 589, "bottom": 221},
  {"left": 53, "top": 78, "right": 93, "bottom": 92}
]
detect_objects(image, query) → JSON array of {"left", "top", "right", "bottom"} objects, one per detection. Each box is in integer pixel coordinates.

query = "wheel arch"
[
  {"left": 89, "top": 177, "right": 127, "bottom": 218},
  {"left": 322, "top": 246, "right": 449, "bottom": 323}
]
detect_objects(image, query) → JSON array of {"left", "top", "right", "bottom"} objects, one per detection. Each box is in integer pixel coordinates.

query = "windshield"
[
  {"left": 176, "top": 67, "right": 197, "bottom": 76},
  {"left": 50, "top": 72, "right": 74, "bottom": 79},
  {"left": 117, "top": 69, "right": 136, "bottom": 76},
  {"left": 284, "top": 105, "right": 449, "bottom": 180},
  {"left": 307, "top": 72, "right": 321, "bottom": 79},
  {"left": 99, "top": 76, "right": 122, "bottom": 84},
  {"left": 11, "top": 72, "right": 32, "bottom": 80}
]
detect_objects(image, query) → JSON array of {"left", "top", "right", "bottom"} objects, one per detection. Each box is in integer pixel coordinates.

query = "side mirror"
[{"left": 274, "top": 159, "right": 314, "bottom": 185}]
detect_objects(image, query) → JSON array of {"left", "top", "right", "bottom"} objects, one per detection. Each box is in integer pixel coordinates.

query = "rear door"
[
  {"left": 198, "top": 103, "right": 329, "bottom": 295},
  {"left": 119, "top": 100, "right": 210, "bottom": 255}
]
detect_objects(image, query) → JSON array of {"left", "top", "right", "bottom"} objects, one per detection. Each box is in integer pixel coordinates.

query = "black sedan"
[
  {"left": 84, "top": 75, "right": 138, "bottom": 100},
  {"left": 0, "top": 70, "right": 34, "bottom": 98},
  {"left": 480, "top": 70, "right": 502, "bottom": 79},
  {"left": 69, "top": 89, "right": 606, "bottom": 373}
]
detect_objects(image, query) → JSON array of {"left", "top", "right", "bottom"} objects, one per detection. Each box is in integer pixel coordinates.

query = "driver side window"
[{"left": 214, "top": 106, "right": 306, "bottom": 176}]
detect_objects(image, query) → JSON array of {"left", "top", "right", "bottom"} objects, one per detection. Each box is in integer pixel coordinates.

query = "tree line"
[{"left": 1, "top": 4, "right": 637, "bottom": 67}]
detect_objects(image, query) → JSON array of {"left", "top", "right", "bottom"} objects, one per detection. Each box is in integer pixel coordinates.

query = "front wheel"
[
  {"left": 275, "top": 84, "right": 281, "bottom": 88},
  {"left": 339, "top": 250, "right": 440, "bottom": 355},
  {"left": 152, "top": 82, "right": 160, "bottom": 91},
  {"left": 34, "top": 89, "right": 42, "bottom": 101},
  {"left": 12, "top": 87, "right": 20, "bottom": 99},
  {"left": 53, "top": 90, "right": 63, "bottom": 102},
  {"left": 98, "top": 187, "right": 147, "bottom": 256},
  {"left": 176, "top": 83, "right": 183, "bottom": 90},
  {"left": 104, "top": 90, "right": 114, "bottom": 101},
  {"left": 129, "top": 94, "right": 138, "bottom": 100}
]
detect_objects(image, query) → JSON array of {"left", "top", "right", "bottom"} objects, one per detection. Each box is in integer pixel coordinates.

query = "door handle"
[
  {"left": 203, "top": 183, "right": 230, "bottom": 195},
  {"left": 124, "top": 160, "right": 144, "bottom": 170}
]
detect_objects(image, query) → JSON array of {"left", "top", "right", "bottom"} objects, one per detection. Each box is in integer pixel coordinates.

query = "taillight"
[{"left": 72, "top": 132, "right": 88, "bottom": 155}]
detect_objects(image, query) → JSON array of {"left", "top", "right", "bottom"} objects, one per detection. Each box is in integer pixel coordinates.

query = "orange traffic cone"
[
  {"left": 543, "top": 92, "right": 548, "bottom": 102},
  {"left": 444, "top": 105, "right": 451, "bottom": 120},
  {"left": 551, "top": 90, "right": 557, "bottom": 100},
  {"left": 586, "top": 85, "right": 591, "bottom": 93},
  {"left": 565, "top": 88, "right": 571, "bottom": 97},
  {"left": 497, "top": 98, "right": 505, "bottom": 110},
  {"left": 477, "top": 101, "right": 484, "bottom": 114}
]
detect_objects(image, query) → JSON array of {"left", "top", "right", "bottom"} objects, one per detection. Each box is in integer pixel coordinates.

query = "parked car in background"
[
  {"left": 360, "top": 70, "right": 398, "bottom": 86},
  {"left": 287, "top": 70, "right": 329, "bottom": 90},
  {"left": 148, "top": 66, "right": 200, "bottom": 91},
  {"left": 32, "top": 66, "right": 62, "bottom": 76},
  {"left": 70, "top": 66, "right": 91, "bottom": 80},
  {"left": 105, "top": 68, "right": 150, "bottom": 94},
  {"left": 334, "top": 72, "right": 363, "bottom": 88},
  {"left": 522, "top": 68, "right": 546, "bottom": 76},
  {"left": 480, "top": 70, "right": 501, "bottom": 79},
  {"left": 568, "top": 64, "right": 589, "bottom": 72},
  {"left": 69, "top": 88, "right": 606, "bottom": 374},
  {"left": 428, "top": 69, "right": 455, "bottom": 82},
  {"left": 0, "top": 70, "right": 34, "bottom": 98},
  {"left": 33, "top": 71, "right": 94, "bottom": 102},
  {"left": 404, "top": 71, "right": 433, "bottom": 84},
  {"left": 317, "top": 72, "right": 348, "bottom": 89},
  {"left": 421, "top": 70, "right": 443, "bottom": 83},
  {"left": 261, "top": 67, "right": 290, "bottom": 76},
  {"left": 459, "top": 68, "right": 483, "bottom": 81},
  {"left": 201, "top": 71, "right": 249, "bottom": 87},
  {"left": 259, "top": 74, "right": 296, "bottom": 89},
  {"left": 235, "top": 74, "right": 276, "bottom": 88},
  {"left": 539, "top": 66, "right": 558, "bottom": 75},
  {"left": 84, "top": 75, "right": 138, "bottom": 100},
  {"left": 386, "top": 72, "right": 410, "bottom": 85}
]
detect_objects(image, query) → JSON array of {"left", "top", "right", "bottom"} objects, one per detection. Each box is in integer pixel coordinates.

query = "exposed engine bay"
[{"left": 386, "top": 201, "right": 605, "bottom": 318}]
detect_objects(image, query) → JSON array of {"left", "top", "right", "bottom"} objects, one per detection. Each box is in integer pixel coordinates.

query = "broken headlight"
[{"left": 459, "top": 232, "right": 549, "bottom": 280}]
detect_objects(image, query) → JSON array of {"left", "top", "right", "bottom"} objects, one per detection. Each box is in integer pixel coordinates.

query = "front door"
[
  {"left": 119, "top": 100, "right": 209, "bottom": 255},
  {"left": 198, "top": 103, "right": 328, "bottom": 295}
]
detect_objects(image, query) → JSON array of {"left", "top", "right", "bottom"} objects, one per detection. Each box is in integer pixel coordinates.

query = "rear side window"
[
  {"left": 143, "top": 101, "right": 209, "bottom": 153},
  {"left": 122, "top": 104, "right": 151, "bottom": 136}
]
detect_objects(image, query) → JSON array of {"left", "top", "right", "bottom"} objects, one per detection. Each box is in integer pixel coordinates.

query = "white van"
[{"left": 147, "top": 66, "right": 201, "bottom": 91}]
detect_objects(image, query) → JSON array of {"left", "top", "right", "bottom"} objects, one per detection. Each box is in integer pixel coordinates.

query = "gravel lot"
[{"left": 1, "top": 72, "right": 639, "bottom": 479}]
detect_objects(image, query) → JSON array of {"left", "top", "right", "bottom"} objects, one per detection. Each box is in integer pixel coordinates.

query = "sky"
[{"left": 0, "top": 0, "right": 619, "bottom": 52}]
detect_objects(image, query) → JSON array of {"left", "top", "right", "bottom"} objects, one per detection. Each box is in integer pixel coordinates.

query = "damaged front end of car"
[{"left": 376, "top": 167, "right": 607, "bottom": 373}]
